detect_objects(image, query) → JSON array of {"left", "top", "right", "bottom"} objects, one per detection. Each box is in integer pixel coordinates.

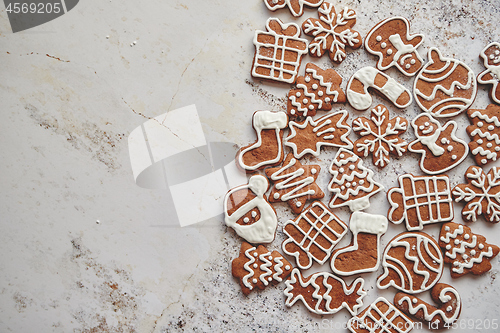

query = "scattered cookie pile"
[{"left": 225, "top": 2, "right": 500, "bottom": 331}]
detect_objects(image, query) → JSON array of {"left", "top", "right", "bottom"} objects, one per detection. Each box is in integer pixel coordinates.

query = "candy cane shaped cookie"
[
  {"left": 394, "top": 283, "right": 461, "bottom": 329},
  {"left": 346, "top": 67, "right": 412, "bottom": 111}
]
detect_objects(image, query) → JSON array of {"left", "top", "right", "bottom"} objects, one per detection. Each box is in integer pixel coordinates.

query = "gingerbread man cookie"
[
  {"left": 365, "top": 17, "right": 424, "bottom": 76},
  {"left": 466, "top": 104, "right": 500, "bottom": 166},
  {"left": 287, "top": 63, "right": 346, "bottom": 117},
  {"left": 477, "top": 42, "right": 500, "bottom": 104},
  {"left": 408, "top": 113, "right": 468, "bottom": 175},
  {"left": 232, "top": 242, "right": 293, "bottom": 295},
  {"left": 439, "top": 222, "right": 499, "bottom": 278}
]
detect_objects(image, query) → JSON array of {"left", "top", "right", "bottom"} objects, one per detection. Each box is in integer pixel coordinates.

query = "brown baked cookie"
[
  {"left": 282, "top": 201, "right": 348, "bottom": 270},
  {"left": 285, "top": 110, "right": 352, "bottom": 158},
  {"left": 236, "top": 111, "right": 288, "bottom": 172},
  {"left": 387, "top": 174, "right": 453, "bottom": 231},
  {"left": 408, "top": 113, "right": 468, "bottom": 175},
  {"left": 466, "top": 104, "right": 500, "bottom": 166},
  {"left": 452, "top": 166, "right": 500, "bottom": 223},
  {"left": 352, "top": 104, "right": 408, "bottom": 168},
  {"left": 439, "top": 222, "right": 500, "bottom": 278},
  {"left": 251, "top": 18, "right": 308, "bottom": 84},
  {"left": 394, "top": 283, "right": 461, "bottom": 330},
  {"left": 377, "top": 232, "right": 443, "bottom": 294},
  {"left": 265, "top": 154, "right": 324, "bottom": 214},
  {"left": 224, "top": 175, "right": 278, "bottom": 244},
  {"left": 264, "top": 0, "right": 323, "bottom": 17},
  {"left": 477, "top": 42, "right": 500, "bottom": 104},
  {"left": 365, "top": 17, "right": 424, "bottom": 76},
  {"left": 346, "top": 67, "right": 412, "bottom": 111},
  {"left": 232, "top": 242, "right": 293, "bottom": 295},
  {"left": 302, "top": 2, "right": 362, "bottom": 64},
  {"left": 414, "top": 47, "right": 477, "bottom": 118},
  {"left": 287, "top": 63, "right": 346, "bottom": 117},
  {"left": 348, "top": 297, "right": 414, "bottom": 333}
]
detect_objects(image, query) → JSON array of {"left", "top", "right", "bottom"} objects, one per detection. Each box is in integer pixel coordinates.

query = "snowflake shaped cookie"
[
  {"left": 302, "top": 2, "right": 362, "bottom": 63},
  {"left": 264, "top": 0, "right": 324, "bottom": 17},
  {"left": 352, "top": 104, "right": 408, "bottom": 168},
  {"left": 453, "top": 166, "right": 500, "bottom": 223}
]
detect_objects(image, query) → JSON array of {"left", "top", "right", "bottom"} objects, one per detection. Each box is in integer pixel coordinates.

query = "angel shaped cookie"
[{"left": 408, "top": 114, "right": 468, "bottom": 175}]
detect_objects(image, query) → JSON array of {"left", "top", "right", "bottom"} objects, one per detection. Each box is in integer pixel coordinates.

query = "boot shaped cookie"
[
  {"left": 330, "top": 212, "right": 388, "bottom": 276},
  {"left": 408, "top": 113, "right": 468, "bottom": 175},
  {"left": 237, "top": 111, "right": 288, "bottom": 172},
  {"left": 365, "top": 17, "right": 424, "bottom": 76},
  {"left": 224, "top": 175, "right": 278, "bottom": 244}
]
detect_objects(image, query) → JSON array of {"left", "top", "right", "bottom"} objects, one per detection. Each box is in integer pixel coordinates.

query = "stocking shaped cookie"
[
  {"left": 264, "top": 0, "right": 323, "bottom": 17},
  {"left": 302, "top": 2, "right": 362, "bottom": 64},
  {"left": 439, "top": 222, "right": 499, "bottom": 278},
  {"left": 330, "top": 212, "right": 388, "bottom": 276},
  {"left": 265, "top": 154, "right": 324, "bottom": 214},
  {"left": 394, "top": 283, "right": 461, "bottom": 329},
  {"left": 414, "top": 48, "right": 477, "bottom": 118},
  {"left": 236, "top": 111, "right": 288, "bottom": 172},
  {"left": 477, "top": 42, "right": 500, "bottom": 104},
  {"left": 346, "top": 67, "right": 412, "bottom": 111},
  {"left": 232, "top": 242, "right": 293, "bottom": 295},
  {"left": 224, "top": 175, "right": 278, "bottom": 244},
  {"left": 287, "top": 63, "right": 346, "bottom": 117},
  {"left": 365, "top": 17, "right": 424, "bottom": 76},
  {"left": 252, "top": 18, "right": 309, "bottom": 84},
  {"left": 467, "top": 104, "right": 500, "bottom": 166},
  {"left": 408, "top": 113, "right": 468, "bottom": 175}
]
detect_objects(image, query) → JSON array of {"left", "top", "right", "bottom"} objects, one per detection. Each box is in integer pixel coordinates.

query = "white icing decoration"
[
  {"left": 285, "top": 265, "right": 291, "bottom": 270},
  {"left": 238, "top": 111, "right": 287, "bottom": 171},
  {"left": 242, "top": 246, "right": 257, "bottom": 290},
  {"left": 270, "top": 157, "right": 316, "bottom": 202},
  {"left": 381, "top": 42, "right": 387, "bottom": 48},
  {"left": 414, "top": 47, "right": 477, "bottom": 117},
  {"left": 252, "top": 278, "right": 257, "bottom": 283},
  {"left": 259, "top": 251, "right": 273, "bottom": 286},
  {"left": 346, "top": 66, "right": 412, "bottom": 111},
  {"left": 377, "top": 232, "right": 443, "bottom": 293},
  {"left": 376, "top": 36, "right": 382, "bottom": 41},
  {"left": 224, "top": 175, "right": 278, "bottom": 243},
  {"left": 478, "top": 42, "right": 500, "bottom": 104},
  {"left": 252, "top": 18, "right": 308, "bottom": 84},
  {"left": 387, "top": 49, "right": 393, "bottom": 55},
  {"left": 243, "top": 217, "right": 249, "bottom": 223},
  {"left": 251, "top": 211, "right": 257, "bottom": 218}
]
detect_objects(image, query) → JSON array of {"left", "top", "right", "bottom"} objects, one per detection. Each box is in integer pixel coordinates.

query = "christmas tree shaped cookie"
[{"left": 328, "top": 148, "right": 384, "bottom": 211}]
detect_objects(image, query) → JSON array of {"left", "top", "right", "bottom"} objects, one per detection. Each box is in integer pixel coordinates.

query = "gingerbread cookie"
[
  {"left": 252, "top": 18, "right": 308, "bottom": 84},
  {"left": 285, "top": 110, "right": 353, "bottom": 158},
  {"left": 408, "top": 113, "right": 468, "bottom": 175},
  {"left": 352, "top": 104, "right": 408, "bottom": 168},
  {"left": 394, "top": 283, "right": 461, "bottom": 330},
  {"left": 264, "top": 0, "right": 323, "bottom": 17},
  {"left": 330, "top": 212, "right": 388, "bottom": 276},
  {"left": 377, "top": 232, "right": 443, "bottom": 294},
  {"left": 232, "top": 242, "right": 293, "bottom": 295},
  {"left": 388, "top": 174, "right": 453, "bottom": 231},
  {"left": 439, "top": 222, "right": 499, "bottom": 278},
  {"left": 302, "top": 2, "right": 362, "bottom": 64},
  {"left": 477, "top": 42, "right": 500, "bottom": 104},
  {"left": 414, "top": 47, "right": 477, "bottom": 118},
  {"left": 348, "top": 297, "right": 414, "bottom": 333},
  {"left": 224, "top": 175, "right": 278, "bottom": 244},
  {"left": 287, "top": 63, "right": 346, "bottom": 117},
  {"left": 284, "top": 268, "right": 366, "bottom": 315},
  {"left": 365, "top": 17, "right": 424, "bottom": 76},
  {"left": 265, "top": 154, "right": 324, "bottom": 213},
  {"left": 328, "top": 148, "right": 384, "bottom": 211},
  {"left": 466, "top": 104, "right": 500, "bottom": 166},
  {"left": 453, "top": 166, "right": 500, "bottom": 223},
  {"left": 236, "top": 111, "right": 288, "bottom": 172},
  {"left": 282, "top": 201, "right": 348, "bottom": 269},
  {"left": 346, "top": 67, "right": 412, "bottom": 111}
]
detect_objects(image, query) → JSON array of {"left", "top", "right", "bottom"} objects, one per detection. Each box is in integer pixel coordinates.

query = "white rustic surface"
[{"left": 1, "top": 0, "right": 500, "bottom": 332}]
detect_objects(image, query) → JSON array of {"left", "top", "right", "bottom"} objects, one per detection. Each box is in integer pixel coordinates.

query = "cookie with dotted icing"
[
  {"left": 477, "top": 42, "right": 500, "bottom": 105},
  {"left": 394, "top": 283, "right": 461, "bottom": 329},
  {"left": 408, "top": 113, "right": 468, "bottom": 175},
  {"left": 287, "top": 63, "right": 346, "bottom": 117},
  {"left": 232, "top": 242, "right": 293, "bottom": 295},
  {"left": 282, "top": 201, "right": 348, "bottom": 269},
  {"left": 439, "top": 222, "right": 499, "bottom": 278},
  {"left": 466, "top": 104, "right": 500, "bottom": 166},
  {"left": 365, "top": 17, "right": 424, "bottom": 76}
]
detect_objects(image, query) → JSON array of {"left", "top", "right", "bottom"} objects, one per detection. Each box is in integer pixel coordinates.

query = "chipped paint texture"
[{"left": 0, "top": 0, "right": 500, "bottom": 332}]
